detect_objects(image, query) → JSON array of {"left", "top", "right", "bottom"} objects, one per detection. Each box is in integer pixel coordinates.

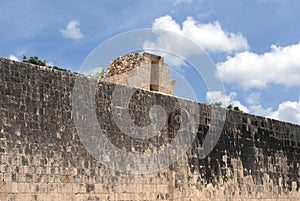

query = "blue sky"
[{"left": 1, "top": 0, "right": 300, "bottom": 124}]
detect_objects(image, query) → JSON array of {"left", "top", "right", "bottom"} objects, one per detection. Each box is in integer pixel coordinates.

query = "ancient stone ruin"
[
  {"left": 102, "top": 52, "right": 175, "bottom": 95},
  {"left": 0, "top": 57, "right": 300, "bottom": 200}
]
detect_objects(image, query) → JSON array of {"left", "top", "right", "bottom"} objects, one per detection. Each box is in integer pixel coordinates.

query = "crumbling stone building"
[{"left": 102, "top": 52, "right": 175, "bottom": 95}]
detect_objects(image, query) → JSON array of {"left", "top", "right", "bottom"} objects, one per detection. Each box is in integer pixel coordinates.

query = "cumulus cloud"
[
  {"left": 60, "top": 20, "right": 84, "bottom": 40},
  {"left": 245, "top": 92, "right": 274, "bottom": 117},
  {"left": 145, "top": 15, "right": 248, "bottom": 55},
  {"left": 216, "top": 42, "right": 300, "bottom": 89},
  {"left": 206, "top": 90, "right": 229, "bottom": 104},
  {"left": 9, "top": 54, "right": 19, "bottom": 61},
  {"left": 207, "top": 91, "right": 300, "bottom": 125},
  {"left": 270, "top": 100, "right": 300, "bottom": 124},
  {"left": 206, "top": 91, "right": 249, "bottom": 112},
  {"left": 249, "top": 98, "right": 300, "bottom": 125}
]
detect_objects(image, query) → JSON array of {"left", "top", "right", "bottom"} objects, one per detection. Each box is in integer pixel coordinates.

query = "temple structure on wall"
[{"left": 102, "top": 52, "right": 175, "bottom": 95}]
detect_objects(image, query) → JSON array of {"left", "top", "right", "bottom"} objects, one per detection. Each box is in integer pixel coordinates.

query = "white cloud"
[
  {"left": 206, "top": 90, "right": 228, "bottom": 104},
  {"left": 245, "top": 92, "right": 300, "bottom": 125},
  {"left": 250, "top": 104, "right": 274, "bottom": 118},
  {"left": 60, "top": 20, "right": 84, "bottom": 40},
  {"left": 207, "top": 91, "right": 300, "bottom": 125},
  {"left": 245, "top": 93, "right": 274, "bottom": 117},
  {"left": 9, "top": 54, "right": 19, "bottom": 61},
  {"left": 270, "top": 100, "right": 300, "bottom": 124},
  {"left": 246, "top": 92, "right": 260, "bottom": 105},
  {"left": 173, "top": 0, "right": 193, "bottom": 6},
  {"left": 182, "top": 17, "right": 248, "bottom": 53},
  {"left": 146, "top": 15, "right": 248, "bottom": 55},
  {"left": 206, "top": 91, "right": 249, "bottom": 112},
  {"left": 152, "top": 15, "right": 181, "bottom": 34},
  {"left": 216, "top": 42, "right": 300, "bottom": 89},
  {"left": 248, "top": 99, "right": 300, "bottom": 125}
]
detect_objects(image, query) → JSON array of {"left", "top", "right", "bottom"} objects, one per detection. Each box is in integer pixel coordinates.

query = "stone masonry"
[
  {"left": 0, "top": 57, "right": 300, "bottom": 200},
  {"left": 102, "top": 52, "right": 175, "bottom": 95}
]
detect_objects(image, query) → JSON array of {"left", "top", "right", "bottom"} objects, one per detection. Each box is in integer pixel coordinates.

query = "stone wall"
[
  {"left": 106, "top": 53, "right": 147, "bottom": 77},
  {"left": 102, "top": 52, "right": 175, "bottom": 95},
  {"left": 0, "top": 57, "right": 300, "bottom": 200}
]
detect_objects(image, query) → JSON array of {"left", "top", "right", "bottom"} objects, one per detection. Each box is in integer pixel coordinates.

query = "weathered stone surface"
[
  {"left": 0, "top": 57, "right": 300, "bottom": 200},
  {"left": 106, "top": 52, "right": 146, "bottom": 76},
  {"left": 103, "top": 52, "right": 175, "bottom": 95}
]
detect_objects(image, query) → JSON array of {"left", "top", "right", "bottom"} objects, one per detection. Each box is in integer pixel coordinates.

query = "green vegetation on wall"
[{"left": 22, "top": 55, "right": 70, "bottom": 72}]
